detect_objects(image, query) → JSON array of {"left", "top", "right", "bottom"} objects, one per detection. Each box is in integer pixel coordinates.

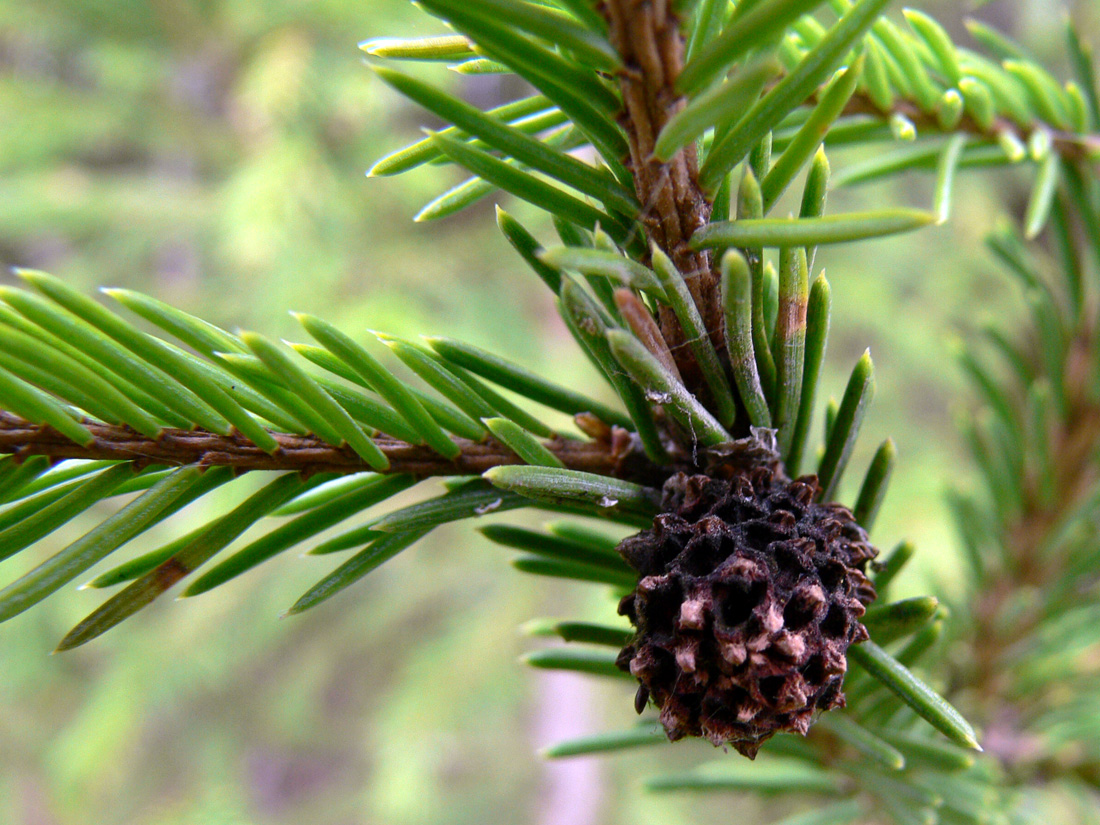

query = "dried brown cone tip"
[{"left": 615, "top": 466, "right": 879, "bottom": 758}]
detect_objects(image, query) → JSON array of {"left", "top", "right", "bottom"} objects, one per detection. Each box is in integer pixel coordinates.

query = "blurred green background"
[{"left": 0, "top": 1, "right": 1095, "bottom": 823}]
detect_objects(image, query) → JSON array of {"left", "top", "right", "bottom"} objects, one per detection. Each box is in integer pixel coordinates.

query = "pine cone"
[{"left": 615, "top": 467, "right": 878, "bottom": 758}]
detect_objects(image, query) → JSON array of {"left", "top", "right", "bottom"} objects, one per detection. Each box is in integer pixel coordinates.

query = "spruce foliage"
[{"left": 2, "top": 0, "right": 1099, "bottom": 821}]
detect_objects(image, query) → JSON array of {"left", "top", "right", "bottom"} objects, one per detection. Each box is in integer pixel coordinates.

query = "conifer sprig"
[
  {"left": 4, "top": 0, "right": 1098, "bottom": 819},
  {"left": 944, "top": 157, "right": 1100, "bottom": 795}
]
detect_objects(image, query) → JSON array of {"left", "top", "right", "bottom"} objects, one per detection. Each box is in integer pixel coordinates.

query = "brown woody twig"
[{"left": 0, "top": 411, "right": 640, "bottom": 480}]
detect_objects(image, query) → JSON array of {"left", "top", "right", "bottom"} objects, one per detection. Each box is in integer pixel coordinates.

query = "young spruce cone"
[{"left": 615, "top": 465, "right": 878, "bottom": 758}]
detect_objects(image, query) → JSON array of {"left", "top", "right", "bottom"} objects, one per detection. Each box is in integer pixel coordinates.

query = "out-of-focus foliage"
[
  {"left": 0, "top": 0, "right": 1096, "bottom": 823},
  {"left": 0, "top": 0, "right": 565, "bottom": 347}
]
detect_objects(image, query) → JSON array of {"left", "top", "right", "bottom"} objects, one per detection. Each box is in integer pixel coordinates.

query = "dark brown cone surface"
[{"left": 615, "top": 467, "right": 878, "bottom": 758}]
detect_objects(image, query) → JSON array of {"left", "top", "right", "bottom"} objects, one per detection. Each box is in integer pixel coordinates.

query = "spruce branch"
[
  {"left": 602, "top": 0, "right": 712, "bottom": 277},
  {"left": 5, "top": 5, "right": 1060, "bottom": 817},
  {"left": 964, "top": 324, "right": 1100, "bottom": 733},
  {"left": 600, "top": 0, "right": 721, "bottom": 385},
  {"left": 0, "top": 412, "right": 643, "bottom": 480},
  {"left": 941, "top": 160, "right": 1100, "bottom": 788},
  {"left": 840, "top": 89, "right": 1100, "bottom": 164}
]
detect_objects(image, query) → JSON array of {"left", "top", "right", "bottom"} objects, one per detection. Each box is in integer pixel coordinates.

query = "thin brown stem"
[
  {"left": 0, "top": 412, "right": 649, "bottom": 481},
  {"left": 840, "top": 90, "right": 1100, "bottom": 164},
  {"left": 600, "top": 0, "right": 721, "bottom": 388}
]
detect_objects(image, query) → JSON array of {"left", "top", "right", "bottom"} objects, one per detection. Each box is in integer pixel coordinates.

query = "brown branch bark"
[
  {"left": 0, "top": 412, "right": 646, "bottom": 481},
  {"left": 840, "top": 90, "right": 1100, "bottom": 165},
  {"left": 600, "top": 0, "right": 722, "bottom": 393}
]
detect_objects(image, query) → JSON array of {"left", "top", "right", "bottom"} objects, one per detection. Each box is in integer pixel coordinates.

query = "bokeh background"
[{"left": 0, "top": 1, "right": 1096, "bottom": 823}]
